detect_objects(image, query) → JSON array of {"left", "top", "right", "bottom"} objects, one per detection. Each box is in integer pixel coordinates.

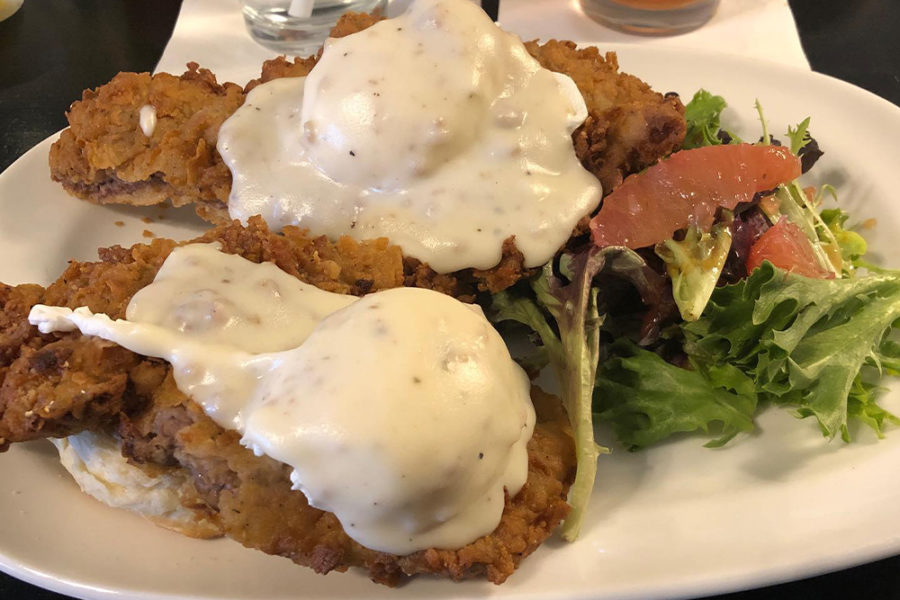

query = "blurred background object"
[
  {"left": 579, "top": 0, "right": 720, "bottom": 35},
  {"left": 242, "top": 0, "right": 385, "bottom": 54},
  {"left": 0, "top": 0, "right": 22, "bottom": 21}
]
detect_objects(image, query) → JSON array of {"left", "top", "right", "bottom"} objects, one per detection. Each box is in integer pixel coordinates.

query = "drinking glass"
[
  {"left": 242, "top": 0, "right": 387, "bottom": 55},
  {"left": 579, "top": 0, "right": 720, "bottom": 35}
]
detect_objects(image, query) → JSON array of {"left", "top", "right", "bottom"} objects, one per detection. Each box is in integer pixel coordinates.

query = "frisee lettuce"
[
  {"left": 683, "top": 261, "right": 900, "bottom": 440},
  {"left": 686, "top": 89, "right": 823, "bottom": 173},
  {"left": 656, "top": 211, "right": 733, "bottom": 322},
  {"left": 594, "top": 263, "right": 900, "bottom": 449},
  {"left": 594, "top": 339, "right": 756, "bottom": 450},
  {"left": 786, "top": 116, "right": 812, "bottom": 154},
  {"left": 491, "top": 87, "right": 898, "bottom": 538},
  {"left": 490, "top": 247, "right": 658, "bottom": 539},
  {"left": 683, "top": 90, "right": 739, "bottom": 149},
  {"left": 821, "top": 206, "right": 868, "bottom": 273},
  {"left": 491, "top": 250, "right": 605, "bottom": 541}
]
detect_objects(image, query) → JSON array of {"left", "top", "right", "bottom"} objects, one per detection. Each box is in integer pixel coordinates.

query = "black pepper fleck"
[
  {"left": 478, "top": 452, "right": 484, "bottom": 459},
  {"left": 349, "top": 150, "right": 356, "bottom": 156}
]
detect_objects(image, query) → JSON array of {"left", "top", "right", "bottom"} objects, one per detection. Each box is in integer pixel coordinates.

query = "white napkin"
[
  {"left": 156, "top": 0, "right": 809, "bottom": 87},
  {"left": 500, "top": 0, "right": 809, "bottom": 68}
]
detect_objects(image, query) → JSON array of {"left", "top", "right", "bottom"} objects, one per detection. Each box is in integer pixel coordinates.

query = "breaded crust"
[
  {"left": 0, "top": 218, "right": 404, "bottom": 448},
  {"left": 0, "top": 219, "right": 576, "bottom": 585},
  {"left": 49, "top": 64, "right": 245, "bottom": 224},
  {"left": 47, "top": 13, "right": 685, "bottom": 294},
  {"left": 525, "top": 40, "right": 686, "bottom": 191}
]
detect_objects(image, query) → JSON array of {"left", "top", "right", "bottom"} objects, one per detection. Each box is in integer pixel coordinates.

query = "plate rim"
[{"left": 1, "top": 43, "right": 900, "bottom": 600}]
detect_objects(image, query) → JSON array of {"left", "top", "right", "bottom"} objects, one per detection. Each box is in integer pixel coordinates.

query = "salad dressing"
[{"left": 29, "top": 244, "right": 535, "bottom": 554}]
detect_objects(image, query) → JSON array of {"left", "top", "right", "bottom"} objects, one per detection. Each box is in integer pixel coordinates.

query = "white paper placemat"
[{"left": 156, "top": 0, "right": 809, "bottom": 86}]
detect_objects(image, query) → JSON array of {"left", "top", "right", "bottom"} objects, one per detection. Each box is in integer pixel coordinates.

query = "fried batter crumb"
[
  {"left": 47, "top": 14, "right": 685, "bottom": 296},
  {"left": 0, "top": 219, "right": 575, "bottom": 585},
  {"left": 525, "top": 40, "right": 686, "bottom": 191}
]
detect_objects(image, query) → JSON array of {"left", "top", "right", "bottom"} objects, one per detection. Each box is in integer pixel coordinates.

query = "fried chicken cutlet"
[
  {"left": 48, "top": 13, "right": 685, "bottom": 286},
  {"left": 0, "top": 218, "right": 576, "bottom": 585}
]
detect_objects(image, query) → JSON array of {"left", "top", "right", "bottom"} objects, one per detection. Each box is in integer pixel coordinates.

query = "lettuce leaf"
[
  {"left": 491, "top": 250, "right": 606, "bottom": 541},
  {"left": 684, "top": 262, "right": 900, "bottom": 440},
  {"left": 490, "top": 247, "right": 660, "bottom": 539},
  {"left": 656, "top": 212, "right": 733, "bottom": 321},
  {"left": 683, "top": 90, "right": 738, "bottom": 149},
  {"left": 786, "top": 116, "right": 825, "bottom": 173},
  {"left": 594, "top": 340, "right": 756, "bottom": 450},
  {"left": 594, "top": 264, "right": 900, "bottom": 449},
  {"left": 821, "top": 207, "right": 868, "bottom": 272},
  {"left": 786, "top": 117, "right": 812, "bottom": 154}
]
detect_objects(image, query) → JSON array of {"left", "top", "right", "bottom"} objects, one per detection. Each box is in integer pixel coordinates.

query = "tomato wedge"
[
  {"left": 746, "top": 219, "right": 833, "bottom": 279},
  {"left": 590, "top": 144, "right": 802, "bottom": 249}
]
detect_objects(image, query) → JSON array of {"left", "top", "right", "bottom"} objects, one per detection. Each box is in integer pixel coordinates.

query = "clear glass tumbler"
[
  {"left": 579, "top": 0, "right": 720, "bottom": 35},
  {"left": 242, "top": 0, "right": 387, "bottom": 56}
]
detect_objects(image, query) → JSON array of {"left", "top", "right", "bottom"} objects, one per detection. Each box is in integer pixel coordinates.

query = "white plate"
[{"left": 1, "top": 45, "right": 899, "bottom": 600}]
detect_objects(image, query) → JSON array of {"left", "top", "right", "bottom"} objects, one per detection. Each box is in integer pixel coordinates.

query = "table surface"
[{"left": 0, "top": 0, "right": 898, "bottom": 599}]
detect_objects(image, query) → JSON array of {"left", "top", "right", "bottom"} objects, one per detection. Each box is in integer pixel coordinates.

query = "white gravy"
[
  {"left": 126, "top": 243, "right": 356, "bottom": 353},
  {"left": 139, "top": 104, "right": 157, "bottom": 137},
  {"left": 29, "top": 244, "right": 535, "bottom": 554},
  {"left": 218, "top": 0, "right": 602, "bottom": 274}
]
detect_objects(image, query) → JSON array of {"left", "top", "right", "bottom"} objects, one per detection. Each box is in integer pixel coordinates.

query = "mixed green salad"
[{"left": 490, "top": 90, "right": 900, "bottom": 540}]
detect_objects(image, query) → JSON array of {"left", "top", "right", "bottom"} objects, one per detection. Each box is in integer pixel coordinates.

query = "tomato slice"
[
  {"left": 590, "top": 144, "right": 802, "bottom": 249},
  {"left": 746, "top": 219, "right": 833, "bottom": 279}
]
